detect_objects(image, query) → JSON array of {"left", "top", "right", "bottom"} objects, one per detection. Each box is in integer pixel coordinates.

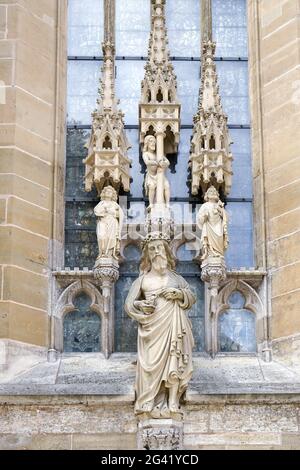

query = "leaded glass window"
[
  {"left": 218, "top": 291, "right": 256, "bottom": 353},
  {"left": 63, "top": 293, "right": 101, "bottom": 352}
]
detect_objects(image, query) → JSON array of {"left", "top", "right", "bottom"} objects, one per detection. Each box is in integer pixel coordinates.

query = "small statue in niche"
[
  {"left": 197, "top": 186, "right": 229, "bottom": 260},
  {"left": 94, "top": 185, "right": 124, "bottom": 260},
  {"left": 142, "top": 135, "right": 170, "bottom": 210},
  {"left": 125, "top": 232, "right": 195, "bottom": 418}
]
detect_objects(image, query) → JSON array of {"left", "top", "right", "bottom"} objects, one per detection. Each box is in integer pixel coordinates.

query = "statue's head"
[
  {"left": 204, "top": 186, "right": 219, "bottom": 202},
  {"left": 140, "top": 232, "right": 176, "bottom": 273},
  {"left": 144, "top": 135, "right": 156, "bottom": 153},
  {"left": 100, "top": 185, "right": 118, "bottom": 202}
]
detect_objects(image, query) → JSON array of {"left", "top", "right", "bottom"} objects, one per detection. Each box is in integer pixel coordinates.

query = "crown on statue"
[{"left": 141, "top": 231, "right": 171, "bottom": 249}]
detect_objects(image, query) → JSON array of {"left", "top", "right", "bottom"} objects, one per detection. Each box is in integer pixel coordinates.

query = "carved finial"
[
  {"left": 189, "top": 39, "right": 233, "bottom": 197},
  {"left": 83, "top": 40, "right": 131, "bottom": 196}
]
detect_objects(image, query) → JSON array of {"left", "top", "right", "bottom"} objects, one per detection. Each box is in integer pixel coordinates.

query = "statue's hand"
[
  {"left": 159, "top": 158, "right": 169, "bottom": 169},
  {"left": 134, "top": 300, "right": 156, "bottom": 315},
  {"left": 161, "top": 288, "right": 184, "bottom": 301}
]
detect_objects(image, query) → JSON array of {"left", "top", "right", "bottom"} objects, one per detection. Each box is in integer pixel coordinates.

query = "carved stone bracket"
[
  {"left": 137, "top": 418, "right": 183, "bottom": 450},
  {"left": 201, "top": 256, "right": 227, "bottom": 321},
  {"left": 94, "top": 257, "right": 119, "bottom": 357},
  {"left": 94, "top": 257, "right": 120, "bottom": 285}
]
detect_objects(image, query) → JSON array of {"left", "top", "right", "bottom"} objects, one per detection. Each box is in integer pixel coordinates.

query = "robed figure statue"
[
  {"left": 197, "top": 186, "right": 229, "bottom": 260},
  {"left": 94, "top": 185, "right": 124, "bottom": 260},
  {"left": 125, "top": 233, "right": 195, "bottom": 418}
]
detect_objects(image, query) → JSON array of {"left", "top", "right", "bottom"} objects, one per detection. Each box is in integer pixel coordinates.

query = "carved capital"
[
  {"left": 93, "top": 257, "right": 119, "bottom": 285},
  {"left": 201, "top": 258, "right": 227, "bottom": 284}
]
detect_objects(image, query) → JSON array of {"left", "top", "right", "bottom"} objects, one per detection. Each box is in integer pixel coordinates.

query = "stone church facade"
[{"left": 0, "top": 0, "right": 300, "bottom": 450}]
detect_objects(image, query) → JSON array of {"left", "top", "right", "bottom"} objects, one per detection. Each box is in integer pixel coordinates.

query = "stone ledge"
[{"left": 0, "top": 391, "right": 135, "bottom": 404}]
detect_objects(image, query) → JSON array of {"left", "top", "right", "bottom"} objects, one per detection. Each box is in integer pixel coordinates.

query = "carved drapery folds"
[
  {"left": 197, "top": 186, "right": 228, "bottom": 315},
  {"left": 83, "top": 40, "right": 131, "bottom": 195},
  {"left": 190, "top": 40, "right": 233, "bottom": 198}
]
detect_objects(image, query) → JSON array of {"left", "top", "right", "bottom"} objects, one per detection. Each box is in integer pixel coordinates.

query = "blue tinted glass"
[
  {"left": 228, "top": 291, "right": 245, "bottom": 308},
  {"left": 123, "top": 244, "right": 142, "bottom": 261},
  {"left": 212, "top": 0, "right": 248, "bottom": 57},
  {"left": 230, "top": 128, "right": 253, "bottom": 198},
  {"left": 219, "top": 298, "right": 256, "bottom": 353},
  {"left": 177, "top": 243, "right": 197, "bottom": 261},
  {"left": 217, "top": 61, "right": 249, "bottom": 125},
  {"left": 173, "top": 61, "right": 200, "bottom": 125},
  {"left": 166, "top": 0, "right": 201, "bottom": 57},
  {"left": 226, "top": 202, "right": 254, "bottom": 268},
  {"left": 115, "top": 60, "right": 146, "bottom": 125},
  {"left": 68, "top": 0, "right": 104, "bottom": 56},
  {"left": 116, "top": 0, "right": 150, "bottom": 56},
  {"left": 67, "top": 60, "right": 100, "bottom": 125},
  {"left": 63, "top": 293, "right": 101, "bottom": 352}
]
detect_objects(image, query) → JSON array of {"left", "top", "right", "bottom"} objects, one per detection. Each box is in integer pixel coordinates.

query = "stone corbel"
[
  {"left": 201, "top": 256, "right": 227, "bottom": 357},
  {"left": 94, "top": 257, "right": 119, "bottom": 358}
]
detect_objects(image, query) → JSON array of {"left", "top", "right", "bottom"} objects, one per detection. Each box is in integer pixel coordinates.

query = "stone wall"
[
  {"left": 0, "top": 395, "right": 300, "bottom": 450},
  {"left": 248, "top": 0, "right": 300, "bottom": 363},
  {"left": 0, "top": 0, "right": 67, "bottom": 348}
]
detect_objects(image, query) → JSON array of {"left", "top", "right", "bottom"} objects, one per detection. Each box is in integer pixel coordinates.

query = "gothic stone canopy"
[
  {"left": 140, "top": 0, "right": 180, "bottom": 154},
  {"left": 190, "top": 40, "right": 233, "bottom": 197},
  {"left": 83, "top": 41, "right": 131, "bottom": 196}
]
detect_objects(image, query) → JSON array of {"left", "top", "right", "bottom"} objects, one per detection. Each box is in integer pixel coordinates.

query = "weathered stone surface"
[
  {"left": 0, "top": 225, "right": 48, "bottom": 275},
  {"left": 2, "top": 266, "right": 48, "bottom": 310},
  {"left": 0, "top": 433, "right": 71, "bottom": 450},
  {"left": 0, "top": 174, "right": 50, "bottom": 210},
  {"left": 7, "top": 196, "right": 50, "bottom": 238},
  {"left": 209, "top": 404, "right": 298, "bottom": 433},
  {"left": 184, "top": 432, "right": 281, "bottom": 448},
  {"left": 72, "top": 433, "right": 136, "bottom": 450}
]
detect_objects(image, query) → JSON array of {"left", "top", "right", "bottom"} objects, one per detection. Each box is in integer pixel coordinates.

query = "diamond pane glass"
[
  {"left": 116, "top": 0, "right": 150, "bottom": 56},
  {"left": 63, "top": 293, "right": 101, "bottom": 352},
  {"left": 66, "top": 128, "right": 98, "bottom": 200},
  {"left": 217, "top": 61, "right": 250, "bottom": 125},
  {"left": 67, "top": 60, "right": 100, "bottom": 125},
  {"left": 68, "top": 0, "right": 104, "bottom": 56},
  {"left": 115, "top": 60, "right": 146, "bottom": 125},
  {"left": 174, "top": 61, "right": 200, "bottom": 125},
  {"left": 230, "top": 128, "right": 252, "bottom": 199},
  {"left": 226, "top": 202, "right": 254, "bottom": 268},
  {"left": 166, "top": 0, "right": 201, "bottom": 57},
  {"left": 212, "top": 0, "right": 248, "bottom": 57}
]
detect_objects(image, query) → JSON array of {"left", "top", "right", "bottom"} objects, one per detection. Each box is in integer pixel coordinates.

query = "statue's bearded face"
[{"left": 148, "top": 240, "right": 168, "bottom": 271}]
